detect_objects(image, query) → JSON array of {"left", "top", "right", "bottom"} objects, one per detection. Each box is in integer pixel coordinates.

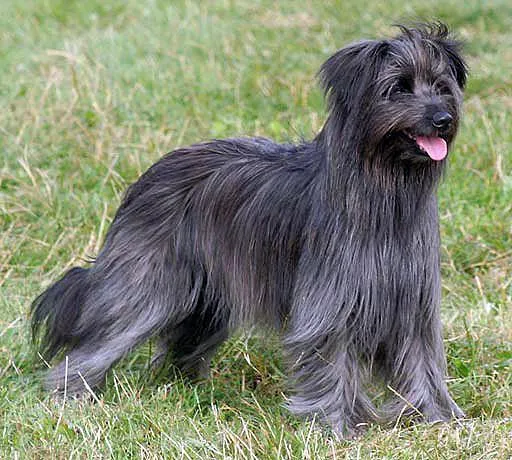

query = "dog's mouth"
[{"left": 404, "top": 131, "right": 448, "bottom": 161}]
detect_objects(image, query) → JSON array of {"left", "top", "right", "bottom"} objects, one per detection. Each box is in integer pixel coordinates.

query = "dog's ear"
[
  {"left": 318, "top": 40, "right": 388, "bottom": 112},
  {"left": 442, "top": 42, "right": 468, "bottom": 90},
  {"left": 424, "top": 23, "right": 468, "bottom": 90}
]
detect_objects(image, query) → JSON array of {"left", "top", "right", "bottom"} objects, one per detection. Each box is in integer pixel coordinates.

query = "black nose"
[{"left": 432, "top": 111, "right": 453, "bottom": 129}]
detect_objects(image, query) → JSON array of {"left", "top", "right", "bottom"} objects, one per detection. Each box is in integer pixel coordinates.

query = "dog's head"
[{"left": 319, "top": 23, "right": 467, "bottom": 165}]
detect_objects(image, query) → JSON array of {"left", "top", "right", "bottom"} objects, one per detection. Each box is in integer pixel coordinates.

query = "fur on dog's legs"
[
  {"left": 383, "top": 314, "right": 465, "bottom": 423},
  {"left": 285, "top": 335, "right": 377, "bottom": 435},
  {"left": 153, "top": 302, "right": 230, "bottom": 380},
  {"left": 284, "top": 263, "right": 378, "bottom": 434},
  {"left": 282, "top": 223, "right": 381, "bottom": 436},
  {"left": 34, "top": 242, "right": 204, "bottom": 393}
]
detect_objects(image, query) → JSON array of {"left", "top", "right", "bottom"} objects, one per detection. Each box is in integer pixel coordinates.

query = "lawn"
[{"left": 0, "top": 0, "right": 511, "bottom": 458}]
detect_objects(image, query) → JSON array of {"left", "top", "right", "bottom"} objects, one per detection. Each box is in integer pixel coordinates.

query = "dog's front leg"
[
  {"left": 383, "top": 316, "right": 465, "bottom": 423},
  {"left": 284, "top": 333, "right": 377, "bottom": 437}
]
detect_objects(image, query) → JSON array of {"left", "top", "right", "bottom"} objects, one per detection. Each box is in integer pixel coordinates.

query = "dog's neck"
[{"left": 314, "top": 128, "right": 443, "bottom": 229}]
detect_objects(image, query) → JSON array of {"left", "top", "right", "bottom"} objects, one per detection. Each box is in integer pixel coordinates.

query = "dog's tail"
[{"left": 31, "top": 266, "right": 90, "bottom": 362}]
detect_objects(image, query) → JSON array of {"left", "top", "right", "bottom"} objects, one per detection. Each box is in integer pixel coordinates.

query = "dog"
[{"left": 32, "top": 23, "right": 467, "bottom": 435}]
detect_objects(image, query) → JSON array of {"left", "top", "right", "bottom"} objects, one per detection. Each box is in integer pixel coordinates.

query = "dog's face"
[{"left": 319, "top": 24, "right": 467, "bottom": 165}]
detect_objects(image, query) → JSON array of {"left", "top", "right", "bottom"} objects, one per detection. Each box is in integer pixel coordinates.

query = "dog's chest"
[{"left": 345, "top": 224, "right": 438, "bottom": 338}]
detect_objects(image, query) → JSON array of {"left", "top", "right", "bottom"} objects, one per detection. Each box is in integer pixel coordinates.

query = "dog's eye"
[
  {"left": 390, "top": 77, "right": 413, "bottom": 95},
  {"left": 437, "top": 83, "right": 452, "bottom": 95}
]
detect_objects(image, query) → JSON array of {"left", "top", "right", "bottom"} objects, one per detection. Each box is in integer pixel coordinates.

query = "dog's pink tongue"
[{"left": 416, "top": 136, "right": 447, "bottom": 161}]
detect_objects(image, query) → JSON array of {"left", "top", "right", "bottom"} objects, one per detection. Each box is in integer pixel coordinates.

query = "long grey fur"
[{"left": 32, "top": 23, "right": 467, "bottom": 436}]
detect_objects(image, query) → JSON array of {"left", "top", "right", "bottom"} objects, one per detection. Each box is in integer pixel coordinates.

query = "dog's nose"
[{"left": 432, "top": 111, "right": 453, "bottom": 129}]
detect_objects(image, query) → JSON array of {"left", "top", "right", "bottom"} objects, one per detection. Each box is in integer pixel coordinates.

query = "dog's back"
[{"left": 108, "top": 137, "right": 318, "bottom": 326}]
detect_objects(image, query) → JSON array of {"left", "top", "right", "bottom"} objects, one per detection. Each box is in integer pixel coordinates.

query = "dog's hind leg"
[
  {"left": 152, "top": 300, "right": 230, "bottom": 380},
  {"left": 42, "top": 251, "right": 202, "bottom": 395}
]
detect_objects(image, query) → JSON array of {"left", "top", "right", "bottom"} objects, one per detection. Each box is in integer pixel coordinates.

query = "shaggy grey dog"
[{"left": 32, "top": 23, "right": 467, "bottom": 435}]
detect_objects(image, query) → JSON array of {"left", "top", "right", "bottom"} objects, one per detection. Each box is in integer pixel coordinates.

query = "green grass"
[{"left": 1, "top": 0, "right": 511, "bottom": 458}]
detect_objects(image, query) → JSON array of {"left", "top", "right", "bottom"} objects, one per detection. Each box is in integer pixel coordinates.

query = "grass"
[{"left": 0, "top": 0, "right": 511, "bottom": 458}]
